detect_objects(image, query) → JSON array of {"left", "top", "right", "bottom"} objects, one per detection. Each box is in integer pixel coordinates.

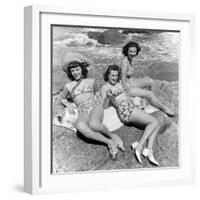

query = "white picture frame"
[{"left": 24, "top": 5, "right": 195, "bottom": 194}]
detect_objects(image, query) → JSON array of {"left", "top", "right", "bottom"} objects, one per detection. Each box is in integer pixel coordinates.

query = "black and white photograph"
[{"left": 52, "top": 25, "right": 179, "bottom": 173}]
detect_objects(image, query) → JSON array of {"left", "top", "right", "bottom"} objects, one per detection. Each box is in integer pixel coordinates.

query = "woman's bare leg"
[
  {"left": 76, "top": 114, "right": 118, "bottom": 159},
  {"left": 131, "top": 77, "right": 154, "bottom": 90},
  {"left": 147, "top": 124, "right": 160, "bottom": 150},
  {"left": 89, "top": 104, "right": 125, "bottom": 151},
  {"left": 89, "top": 104, "right": 113, "bottom": 138},
  {"left": 128, "top": 108, "right": 159, "bottom": 163},
  {"left": 76, "top": 114, "right": 112, "bottom": 145},
  {"left": 143, "top": 124, "right": 160, "bottom": 166},
  {"left": 128, "top": 88, "right": 174, "bottom": 116},
  {"left": 128, "top": 108, "right": 159, "bottom": 147}
]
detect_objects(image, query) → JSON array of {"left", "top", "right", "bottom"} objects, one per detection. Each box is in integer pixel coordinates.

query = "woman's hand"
[
  {"left": 95, "top": 91, "right": 101, "bottom": 99},
  {"left": 61, "top": 99, "right": 68, "bottom": 107},
  {"left": 67, "top": 105, "right": 76, "bottom": 115},
  {"left": 106, "top": 89, "right": 113, "bottom": 98},
  {"left": 123, "top": 86, "right": 131, "bottom": 96},
  {"left": 61, "top": 99, "right": 75, "bottom": 115}
]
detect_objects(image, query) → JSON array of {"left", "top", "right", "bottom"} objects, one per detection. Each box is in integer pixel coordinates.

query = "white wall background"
[{"left": 0, "top": 0, "right": 199, "bottom": 199}]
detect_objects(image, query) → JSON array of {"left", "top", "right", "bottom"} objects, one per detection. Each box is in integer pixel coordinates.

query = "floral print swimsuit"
[
  {"left": 103, "top": 82, "right": 136, "bottom": 123},
  {"left": 70, "top": 79, "right": 101, "bottom": 115},
  {"left": 77, "top": 97, "right": 100, "bottom": 115},
  {"left": 117, "top": 98, "right": 136, "bottom": 123}
]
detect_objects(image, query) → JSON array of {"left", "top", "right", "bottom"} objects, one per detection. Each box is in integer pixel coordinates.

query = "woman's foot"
[
  {"left": 162, "top": 107, "right": 175, "bottom": 117},
  {"left": 108, "top": 142, "right": 118, "bottom": 160},
  {"left": 112, "top": 134, "right": 125, "bottom": 152},
  {"left": 143, "top": 148, "right": 159, "bottom": 166},
  {"left": 131, "top": 142, "right": 143, "bottom": 164}
]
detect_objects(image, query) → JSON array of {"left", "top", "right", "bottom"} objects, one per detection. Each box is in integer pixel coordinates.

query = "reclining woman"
[
  {"left": 120, "top": 41, "right": 174, "bottom": 117},
  {"left": 101, "top": 64, "right": 161, "bottom": 166},
  {"left": 61, "top": 60, "right": 123, "bottom": 159}
]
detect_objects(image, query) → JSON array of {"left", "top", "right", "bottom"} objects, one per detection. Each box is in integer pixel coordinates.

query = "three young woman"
[{"left": 60, "top": 41, "right": 175, "bottom": 165}]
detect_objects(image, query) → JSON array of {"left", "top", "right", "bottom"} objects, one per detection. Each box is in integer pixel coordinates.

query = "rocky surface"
[
  {"left": 87, "top": 30, "right": 126, "bottom": 45},
  {"left": 53, "top": 110, "right": 178, "bottom": 173},
  {"left": 52, "top": 78, "right": 179, "bottom": 173},
  {"left": 121, "top": 29, "right": 150, "bottom": 35},
  {"left": 121, "top": 29, "right": 169, "bottom": 35}
]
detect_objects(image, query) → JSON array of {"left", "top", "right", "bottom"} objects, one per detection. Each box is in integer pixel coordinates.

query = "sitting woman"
[
  {"left": 102, "top": 64, "right": 161, "bottom": 166},
  {"left": 120, "top": 41, "right": 174, "bottom": 117},
  {"left": 61, "top": 60, "right": 122, "bottom": 159}
]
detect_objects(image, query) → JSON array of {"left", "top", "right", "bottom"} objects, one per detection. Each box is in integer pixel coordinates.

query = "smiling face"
[
  {"left": 127, "top": 46, "right": 137, "bottom": 59},
  {"left": 108, "top": 70, "right": 119, "bottom": 85},
  {"left": 70, "top": 66, "right": 82, "bottom": 81}
]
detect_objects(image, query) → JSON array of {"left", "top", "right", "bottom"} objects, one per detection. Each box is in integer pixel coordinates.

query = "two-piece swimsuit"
[{"left": 69, "top": 79, "right": 101, "bottom": 115}]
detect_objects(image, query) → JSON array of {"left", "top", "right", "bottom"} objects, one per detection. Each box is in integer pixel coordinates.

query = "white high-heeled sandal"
[
  {"left": 143, "top": 148, "right": 159, "bottom": 166},
  {"left": 131, "top": 142, "right": 142, "bottom": 164}
]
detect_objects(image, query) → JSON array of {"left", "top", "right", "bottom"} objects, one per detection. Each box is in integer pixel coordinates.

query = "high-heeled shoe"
[
  {"left": 112, "top": 134, "right": 125, "bottom": 152},
  {"left": 131, "top": 142, "right": 142, "bottom": 164},
  {"left": 108, "top": 142, "right": 118, "bottom": 160},
  {"left": 143, "top": 148, "right": 159, "bottom": 166}
]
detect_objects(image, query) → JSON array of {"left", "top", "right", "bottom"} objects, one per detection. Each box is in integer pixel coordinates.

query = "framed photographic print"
[{"left": 24, "top": 5, "right": 195, "bottom": 194}]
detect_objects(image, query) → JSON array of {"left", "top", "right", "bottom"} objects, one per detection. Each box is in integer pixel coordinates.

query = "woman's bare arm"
[
  {"left": 93, "top": 79, "right": 100, "bottom": 94},
  {"left": 60, "top": 86, "right": 70, "bottom": 106},
  {"left": 100, "top": 85, "right": 111, "bottom": 109},
  {"left": 60, "top": 85, "right": 76, "bottom": 114},
  {"left": 120, "top": 58, "right": 130, "bottom": 93}
]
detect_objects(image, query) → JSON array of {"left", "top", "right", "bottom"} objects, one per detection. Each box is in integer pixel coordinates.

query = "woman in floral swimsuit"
[
  {"left": 102, "top": 64, "right": 160, "bottom": 166},
  {"left": 120, "top": 41, "right": 174, "bottom": 117},
  {"left": 61, "top": 60, "right": 122, "bottom": 159}
]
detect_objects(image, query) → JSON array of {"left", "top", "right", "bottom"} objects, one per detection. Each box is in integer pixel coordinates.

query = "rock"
[
  {"left": 87, "top": 31, "right": 102, "bottom": 41},
  {"left": 147, "top": 62, "right": 178, "bottom": 82},
  {"left": 122, "top": 29, "right": 150, "bottom": 35},
  {"left": 88, "top": 30, "right": 126, "bottom": 45},
  {"left": 53, "top": 105, "right": 178, "bottom": 172},
  {"left": 156, "top": 122, "right": 178, "bottom": 167}
]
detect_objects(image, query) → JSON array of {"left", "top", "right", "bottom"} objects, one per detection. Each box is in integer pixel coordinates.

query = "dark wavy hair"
[
  {"left": 122, "top": 41, "right": 141, "bottom": 57},
  {"left": 104, "top": 65, "right": 121, "bottom": 82},
  {"left": 62, "top": 60, "right": 88, "bottom": 81}
]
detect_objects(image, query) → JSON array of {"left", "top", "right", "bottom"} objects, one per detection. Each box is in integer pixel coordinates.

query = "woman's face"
[
  {"left": 70, "top": 66, "right": 82, "bottom": 81},
  {"left": 108, "top": 70, "right": 119, "bottom": 85},
  {"left": 127, "top": 47, "right": 137, "bottom": 59}
]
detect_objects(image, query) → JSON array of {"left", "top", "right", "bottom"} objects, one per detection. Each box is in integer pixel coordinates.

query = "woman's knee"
[
  {"left": 76, "top": 121, "right": 86, "bottom": 132},
  {"left": 150, "top": 118, "right": 160, "bottom": 129},
  {"left": 76, "top": 121, "right": 93, "bottom": 138},
  {"left": 149, "top": 78, "right": 154, "bottom": 87},
  {"left": 145, "top": 91, "right": 154, "bottom": 99},
  {"left": 89, "top": 120, "right": 100, "bottom": 131}
]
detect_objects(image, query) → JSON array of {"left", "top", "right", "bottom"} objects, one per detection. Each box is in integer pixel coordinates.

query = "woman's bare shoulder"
[
  {"left": 64, "top": 81, "right": 76, "bottom": 90},
  {"left": 102, "top": 83, "right": 111, "bottom": 90},
  {"left": 84, "top": 78, "right": 96, "bottom": 86},
  {"left": 86, "top": 78, "right": 95, "bottom": 82},
  {"left": 120, "top": 57, "right": 129, "bottom": 70},
  {"left": 121, "top": 55, "right": 128, "bottom": 63}
]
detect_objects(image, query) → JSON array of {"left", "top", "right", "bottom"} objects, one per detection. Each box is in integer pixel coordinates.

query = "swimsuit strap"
[{"left": 70, "top": 78, "right": 83, "bottom": 101}]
